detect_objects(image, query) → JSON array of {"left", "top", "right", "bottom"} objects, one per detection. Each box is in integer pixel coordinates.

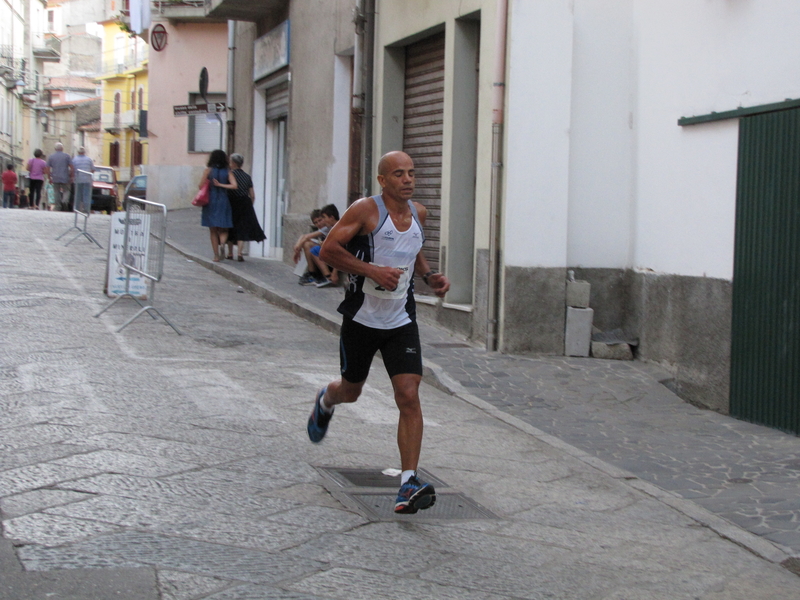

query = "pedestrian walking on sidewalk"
[
  {"left": 307, "top": 150, "right": 450, "bottom": 514},
  {"left": 199, "top": 149, "right": 232, "bottom": 262},
  {"left": 26, "top": 149, "right": 46, "bottom": 210},
  {"left": 212, "top": 152, "right": 266, "bottom": 261},
  {"left": 45, "top": 142, "right": 73, "bottom": 211},
  {"left": 71, "top": 147, "right": 94, "bottom": 213},
  {"left": 2, "top": 164, "right": 17, "bottom": 208}
]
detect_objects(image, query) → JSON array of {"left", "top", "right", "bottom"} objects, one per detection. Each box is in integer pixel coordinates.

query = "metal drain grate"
[
  {"left": 320, "top": 467, "right": 448, "bottom": 489},
  {"left": 349, "top": 492, "right": 497, "bottom": 520},
  {"left": 316, "top": 467, "right": 496, "bottom": 520}
]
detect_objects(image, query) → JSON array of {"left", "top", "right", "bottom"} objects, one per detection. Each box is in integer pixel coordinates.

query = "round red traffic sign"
[{"left": 151, "top": 24, "right": 167, "bottom": 52}]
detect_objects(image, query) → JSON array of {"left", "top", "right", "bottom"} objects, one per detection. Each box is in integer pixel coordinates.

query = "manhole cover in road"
[
  {"left": 319, "top": 467, "right": 448, "bottom": 489},
  {"left": 317, "top": 467, "right": 496, "bottom": 520},
  {"left": 349, "top": 492, "right": 498, "bottom": 520}
]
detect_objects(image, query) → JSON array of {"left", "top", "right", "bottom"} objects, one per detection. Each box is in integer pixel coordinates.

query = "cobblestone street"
[{"left": 1, "top": 210, "right": 799, "bottom": 599}]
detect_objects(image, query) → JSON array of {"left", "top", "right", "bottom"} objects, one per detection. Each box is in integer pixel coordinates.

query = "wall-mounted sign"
[
  {"left": 151, "top": 24, "right": 167, "bottom": 52},
  {"left": 254, "top": 20, "right": 290, "bottom": 81},
  {"left": 173, "top": 103, "right": 226, "bottom": 117}
]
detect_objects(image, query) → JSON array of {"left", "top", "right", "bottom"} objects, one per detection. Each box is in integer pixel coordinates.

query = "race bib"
[{"left": 363, "top": 265, "right": 411, "bottom": 300}]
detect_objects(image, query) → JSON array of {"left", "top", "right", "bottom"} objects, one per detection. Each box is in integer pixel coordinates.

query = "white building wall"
[
  {"left": 507, "top": 0, "right": 800, "bottom": 281},
  {"left": 566, "top": 0, "right": 634, "bottom": 270},
  {"left": 504, "top": 0, "right": 573, "bottom": 269},
  {"left": 326, "top": 54, "right": 351, "bottom": 219},
  {"left": 632, "top": 2, "right": 745, "bottom": 279}
]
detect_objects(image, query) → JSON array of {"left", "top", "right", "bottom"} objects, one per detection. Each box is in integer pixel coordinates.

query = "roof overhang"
[{"left": 204, "top": 0, "right": 288, "bottom": 22}]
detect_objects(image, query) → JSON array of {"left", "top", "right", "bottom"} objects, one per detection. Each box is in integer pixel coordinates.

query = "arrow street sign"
[{"left": 173, "top": 103, "right": 227, "bottom": 117}]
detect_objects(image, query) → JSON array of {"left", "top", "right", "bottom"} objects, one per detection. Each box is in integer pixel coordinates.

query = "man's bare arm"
[
  {"left": 412, "top": 202, "right": 450, "bottom": 297},
  {"left": 320, "top": 198, "right": 404, "bottom": 291}
]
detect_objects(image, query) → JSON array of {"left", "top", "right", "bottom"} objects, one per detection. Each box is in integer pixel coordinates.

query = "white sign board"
[
  {"left": 254, "top": 20, "right": 290, "bottom": 81},
  {"left": 106, "top": 212, "right": 149, "bottom": 299}
]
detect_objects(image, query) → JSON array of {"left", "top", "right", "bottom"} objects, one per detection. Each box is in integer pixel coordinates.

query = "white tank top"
[{"left": 340, "top": 196, "right": 424, "bottom": 329}]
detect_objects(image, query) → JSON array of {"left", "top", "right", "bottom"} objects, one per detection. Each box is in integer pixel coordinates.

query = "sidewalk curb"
[
  {"left": 166, "top": 239, "right": 341, "bottom": 336},
  {"left": 165, "top": 237, "right": 797, "bottom": 571},
  {"left": 426, "top": 363, "right": 796, "bottom": 569}
]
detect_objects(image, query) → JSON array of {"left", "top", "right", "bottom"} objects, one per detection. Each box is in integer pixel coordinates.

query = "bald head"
[
  {"left": 376, "top": 151, "right": 415, "bottom": 203},
  {"left": 377, "top": 151, "right": 413, "bottom": 177},
  {"left": 54, "top": 143, "right": 63, "bottom": 152}
]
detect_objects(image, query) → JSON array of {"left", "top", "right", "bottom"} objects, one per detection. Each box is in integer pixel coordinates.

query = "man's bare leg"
[
  {"left": 391, "top": 373, "right": 423, "bottom": 471},
  {"left": 307, "top": 378, "right": 363, "bottom": 443},
  {"left": 390, "top": 373, "right": 436, "bottom": 513}
]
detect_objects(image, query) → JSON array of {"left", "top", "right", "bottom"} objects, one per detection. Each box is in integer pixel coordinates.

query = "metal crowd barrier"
[
  {"left": 94, "top": 197, "right": 182, "bottom": 334},
  {"left": 56, "top": 169, "right": 103, "bottom": 248}
]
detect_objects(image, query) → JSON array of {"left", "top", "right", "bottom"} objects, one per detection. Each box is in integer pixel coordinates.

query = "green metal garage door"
[{"left": 730, "top": 108, "right": 800, "bottom": 433}]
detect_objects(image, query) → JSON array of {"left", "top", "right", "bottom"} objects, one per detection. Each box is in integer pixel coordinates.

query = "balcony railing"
[
  {"left": 102, "top": 110, "right": 139, "bottom": 131},
  {"left": 101, "top": 48, "right": 149, "bottom": 77}
]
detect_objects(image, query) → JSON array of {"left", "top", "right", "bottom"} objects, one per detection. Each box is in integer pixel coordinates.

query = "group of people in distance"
[
  {"left": 1, "top": 143, "right": 94, "bottom": 212},
  {"left": 293, "top": 204, "right": 340, "bottom": 288},
  {"left": 198, "top": 149, "right": 266, "bottom": 262}
]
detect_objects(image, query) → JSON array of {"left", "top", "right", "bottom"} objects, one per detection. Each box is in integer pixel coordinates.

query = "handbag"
[{"left": 192, "top": 179, "right": 210, "bottom": 206}]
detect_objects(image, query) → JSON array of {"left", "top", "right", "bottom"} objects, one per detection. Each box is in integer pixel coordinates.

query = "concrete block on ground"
[
  {"left": 591, "top": 340, "right": 634, "bottom": 360},
  {"left": 565, "top": 307, "right": 593, "bottom": 357},
  {"left": 566, "top": 279, "right": 591, "bottom": 308}
]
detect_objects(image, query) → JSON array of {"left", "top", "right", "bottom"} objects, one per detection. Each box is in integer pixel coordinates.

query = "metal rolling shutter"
[
  {"left": 403, "top": 32, "right": 445, "bottom": 275},
  {"left": 266, "top": 81, "right": 289, "bottom": 120}
]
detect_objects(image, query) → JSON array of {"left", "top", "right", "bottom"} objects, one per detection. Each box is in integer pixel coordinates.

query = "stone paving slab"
[{"left": 1, "top": 210, "right": 800, "bottom": 599}]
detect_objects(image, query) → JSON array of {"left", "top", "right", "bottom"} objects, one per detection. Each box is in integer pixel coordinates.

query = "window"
[
  {"left": 47, "top": 10, "right": 54, "bottom": 32},
  {"left": 132, "top": 140, "right": 142, "bottom": 165},
  {"left": 114, "top": 92, "right": 121, "bottom": 128},
  {"left": 110, "top": 141, "right": 120, "bottom": 167},
  {"left": 138, "top": 87, "right": 144, "bottom": 110},
  {"left": 188, "top": 93, "right": 224, "bottom": 152}
]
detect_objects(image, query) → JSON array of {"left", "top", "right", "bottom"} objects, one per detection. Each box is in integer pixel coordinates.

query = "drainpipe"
[
  {"left": 353, "top": 0, "right": 364, "bottom": 113},
  {"left": 352, "top": 0, "right": 365, "bottom": 203},
  {"left": 363, "top": 0, "right": 376, "bottom": 196},
  {"left": 226, "top": 20, "right": 236, "bottom": 156},
  {"left": 486, "top": 0, "right": 509, "bottom": 352}
]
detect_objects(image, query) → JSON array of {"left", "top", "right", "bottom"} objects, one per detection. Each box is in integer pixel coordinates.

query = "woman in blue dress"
[{"left": 199, "top": 149, "right": 232, "bottom": 261}]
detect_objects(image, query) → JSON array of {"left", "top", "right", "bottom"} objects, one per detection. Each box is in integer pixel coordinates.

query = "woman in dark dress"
[
  {"left": 213, "top": 153, "right": 266, "bottom": 261},
  {"left": 199, "top": 149, "right": 232, "bottom": 262}
]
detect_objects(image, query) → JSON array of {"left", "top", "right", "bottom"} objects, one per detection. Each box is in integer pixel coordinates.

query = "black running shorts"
[{"left": 339, "top": 317, "right": 423, "bottom": 382}]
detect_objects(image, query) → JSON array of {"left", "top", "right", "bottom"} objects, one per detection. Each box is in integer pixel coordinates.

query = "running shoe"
[
  {"left": 298, "top": 273, "right": 317, "bottom": 285},
  {"left": 394, "top": 475, "right": 436, "bottom": 514},
  {"left": 315, "top": 278, "right": 334, "bottom": 288},
  {"left": 307, "top": 387, "right": 334, "bottom": 443}
]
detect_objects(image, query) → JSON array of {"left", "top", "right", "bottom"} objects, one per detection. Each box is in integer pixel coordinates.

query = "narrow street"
[{"left": 1, "top": 210, "right": 799, "bottom": 599}]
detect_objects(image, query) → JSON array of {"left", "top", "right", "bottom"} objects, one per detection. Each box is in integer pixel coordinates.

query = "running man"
[{"left": 307, "top": 150, "right": 450, "bottom": 514}]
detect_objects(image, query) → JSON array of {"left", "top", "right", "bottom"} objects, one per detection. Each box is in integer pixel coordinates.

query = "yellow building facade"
[{"left": 96, "top": 20, "right": 148, "bottom": 187}]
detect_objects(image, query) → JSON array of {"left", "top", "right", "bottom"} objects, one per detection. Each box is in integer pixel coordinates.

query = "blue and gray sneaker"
[
  {"left": 394, "top": 475, "right": 436, "bottom": 514},
  {"left": 307, "top": 387, "right": 333, "bottom": 443},
  {"left": 298, "top": 273, "right": 317, "bottom": 285}
]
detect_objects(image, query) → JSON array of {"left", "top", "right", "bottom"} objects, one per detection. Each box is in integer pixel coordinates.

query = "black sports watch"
[{"left": 423, "top": 270, "right": 437, "bottom": 285}]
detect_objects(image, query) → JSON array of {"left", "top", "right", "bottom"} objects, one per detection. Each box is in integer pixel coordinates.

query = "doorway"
[{"left": 730, "top": 108, "right": 800, "bottom": 433}]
